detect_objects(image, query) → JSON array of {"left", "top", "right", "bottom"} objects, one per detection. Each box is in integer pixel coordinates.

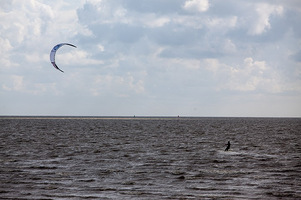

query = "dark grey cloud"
[
  {"left": 291, "top": 50, "right": 301, "bottom": 62},
  {"left": 121, "top": 0, "right": 184, "bottom": 14},
  {"left": 148, "top": 23, "right": 203, "bottom": 46},
  {"left": 77, "top": 2, "right": 100, "bottom": 24},
  {"left": 208, "top": 0, "right": 247, "bottom": 17}
]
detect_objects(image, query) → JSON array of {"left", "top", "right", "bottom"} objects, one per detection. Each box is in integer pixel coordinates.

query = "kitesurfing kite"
[{"left": 50, "top": 43, "right": 77, "bottom": 72}]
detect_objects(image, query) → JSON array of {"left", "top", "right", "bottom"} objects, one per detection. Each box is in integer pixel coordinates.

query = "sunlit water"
[{"left": 0, "top": 117, "right": 300, "bottom": 199}]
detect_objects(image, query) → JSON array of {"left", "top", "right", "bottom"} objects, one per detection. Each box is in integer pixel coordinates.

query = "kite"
[{"left": 50, "top": 43, "right": 77, "bottom": 72}]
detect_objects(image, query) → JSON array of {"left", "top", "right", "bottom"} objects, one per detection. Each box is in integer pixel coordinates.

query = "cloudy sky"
[{"left": 1, "top": 0, "right": 301, "bottom": 117}]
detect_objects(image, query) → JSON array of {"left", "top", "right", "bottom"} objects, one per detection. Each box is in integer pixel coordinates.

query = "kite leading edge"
[{"left": 50, "top": 43, "right": 77, "bottom": 73}]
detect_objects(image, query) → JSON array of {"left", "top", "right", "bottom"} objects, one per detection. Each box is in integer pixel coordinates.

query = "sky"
[{"left": 0, "top": 0, "right": 301, "bottom": 117}]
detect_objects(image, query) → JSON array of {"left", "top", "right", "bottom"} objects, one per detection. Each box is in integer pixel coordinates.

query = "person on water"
[{"left": 225, "top": 141, "right": 231, "bottom": 151}]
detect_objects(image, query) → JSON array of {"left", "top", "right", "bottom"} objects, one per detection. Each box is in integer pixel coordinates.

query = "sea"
[{"left": 0, "top": 116, "right": 300, "bottom": 199}]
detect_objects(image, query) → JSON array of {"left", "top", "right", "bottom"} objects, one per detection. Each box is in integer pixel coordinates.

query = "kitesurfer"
[{"left": 225, "top": 141, "right": 230, "bottom": 151}]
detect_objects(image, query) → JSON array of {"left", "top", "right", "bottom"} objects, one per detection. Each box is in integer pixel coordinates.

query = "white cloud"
[
  {"left": 222, "top": 39, "right": 237, "bottom": 54},
  {"left": 2, "top": 75, "right": 24, "bottom": 91},
  {"left": 159, "top": 57, "right": 202, "bottom": 70},
  {"left": 128, "top": 75, "right": 145, "bottom": 93},
  {"left": 171, "top": 15, "right": 237, "bottom": 33},
  {"left": 0, "top": 0, "right": 54, "bottom": 45},
  {"left": 0, "top": 37, "right": 17, "bottom": 68},
  {"left": 77, "top": 0, "right": 129, "bottom": 25},
  {"left": 1, "top": 75, "right": 63, "bottom": 95},
  {"left": 97, "top": 44, "right": 105, "bottom": 52},
  {"left": 90, "top": 73, "right": 145, "bottom": 96},
  {"left": 248, "top": 3, "right": 283, "bottom": 35},
  {"left": 142, "top": 14, "right": 170, "bottom": 28},
  {"left": 58, "top": 49, "right": 104, "bottom": 66},
  {"left": 206, "top": 16, "right": 237, "bottom": 28},
  {"left": 183, "top": 0, "right": 209, "bottom": 13},
  {"left": 205, "top": 58, "right": 284, "bottom": 93}
]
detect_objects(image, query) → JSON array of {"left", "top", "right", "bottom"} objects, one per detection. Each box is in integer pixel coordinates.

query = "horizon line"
[{"left": 0, "top": 115, "right": 300, "bottom": 119}]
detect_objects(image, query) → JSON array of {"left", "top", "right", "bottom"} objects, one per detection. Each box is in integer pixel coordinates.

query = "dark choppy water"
[{"left": 0, "top": 117, "right": 300, "bottom": 199}]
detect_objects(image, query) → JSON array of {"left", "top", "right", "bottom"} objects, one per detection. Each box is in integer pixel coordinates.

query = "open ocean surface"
[{"left": 0, "top": 116, "right": 300, "bottom": 199}]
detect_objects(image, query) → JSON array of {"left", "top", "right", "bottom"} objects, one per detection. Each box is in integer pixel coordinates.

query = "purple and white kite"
[{"left": 50, "top": 43, "right": 76, "bottom": 72}]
